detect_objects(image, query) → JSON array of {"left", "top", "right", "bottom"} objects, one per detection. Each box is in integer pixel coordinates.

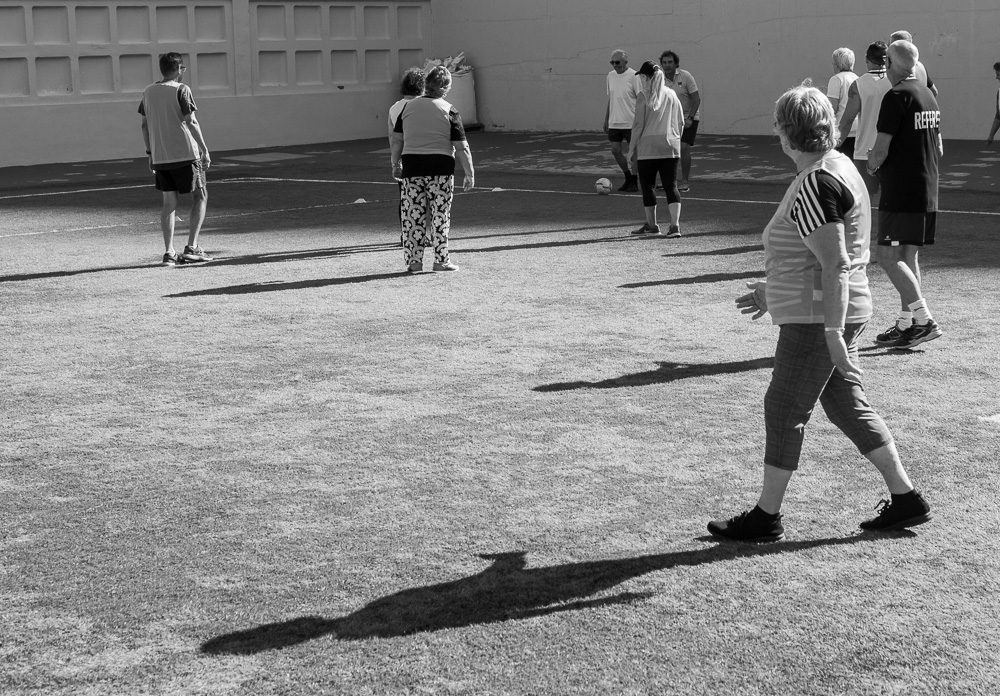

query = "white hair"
[{"left": 832, "top": 47, "right": 855, "bottom": 72}]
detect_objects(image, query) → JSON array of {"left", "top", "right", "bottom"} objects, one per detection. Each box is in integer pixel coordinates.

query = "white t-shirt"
[
  {"left": 665, "top": 68, "right": 700, "bottom": 120},
  {"left": 853, "top": 70, "right": 892, "bottom": 160},
  {"left": 607, "top": 68, "right": 639, "bottom": 129},
  {"left": 388, "top": 96, "right": 414, "bottom": 137},
  {"left": 827, "top": 71, "right": 859, "bottom": 138}
]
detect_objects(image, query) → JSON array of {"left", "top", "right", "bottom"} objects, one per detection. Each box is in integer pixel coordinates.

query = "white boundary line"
[{"left": 3, "top": 177, "right": 998, "bottom": 239}]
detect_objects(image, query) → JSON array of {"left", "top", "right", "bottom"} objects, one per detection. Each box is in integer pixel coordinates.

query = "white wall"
[
  {"left": 427, "top": 0, "right": 1000, "bottom": 140},
  {"left": 0, "top": 0, "right": 431, "bottom": 166}
]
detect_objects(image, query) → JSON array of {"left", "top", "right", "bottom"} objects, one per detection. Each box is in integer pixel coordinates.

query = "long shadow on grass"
[
  {"left": 201, "top": 535, "right": 898, "bottom": 654},
  {"left": 459, "top": 235, "right": 630, "bottom": 254},
  {"left": 662, "top": 243, "right": 763, "bottom": 258},
  {"left": 533, "top": 357, "right": 773, "bottom": 392},
  {"left": 165, "top": 271, "right": 410, "bottom": 297},
  {"left": 620, "top": 270, "right": 763, "bottom": 289},
  {"left": 0, "top": 242, "right": 398, "bottom": 283}
]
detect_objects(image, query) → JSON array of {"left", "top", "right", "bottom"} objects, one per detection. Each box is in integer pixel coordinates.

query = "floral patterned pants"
[{"left": 400, "top": 175, "right": 453, "bottom": 265}]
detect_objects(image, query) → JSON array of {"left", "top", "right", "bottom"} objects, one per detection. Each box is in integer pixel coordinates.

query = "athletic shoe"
[
  {"left": 874, "top": 323, "right": 910, "bottom": 346},
  {"left": 646, "top": 225, "right": 663, "bottom": 236},
  {"left": 895, "top": 320, "right": 943, "bottom": 349},
  {"left": 182, "top": 245, "right": 213, "bottom": 262},
  {"left": 407, "top": 261, "right": 422, "bottom": 274},
  {"left": 631, "top": 224, "right": 651, "bottom": 235},
  {"left": 707, "top": 507, "right": 784, "bottom": 543},
  {"left": 859, "top": 492, "right": 932, "bottom": 532},
  {"left": 433, "top": 261, "right": 459, "bottom": 271},
  {"left": 619, "top": 175, "right": 638, "bottom": 193},
  {"left": 666, "top": 225, "right": 682, "bottom": 238},
  {"left": 677, "top": 182, "right": 690, "bottom": 192},
  {"left": 162, "top": 252, "right": 182, "bottom": 266}
]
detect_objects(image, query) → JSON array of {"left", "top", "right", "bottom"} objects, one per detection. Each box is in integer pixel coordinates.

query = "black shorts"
[
  {"left": 154, "top": 160, "right": 206, "bottom": 194},
  {"left": 837, "top": 137, "right": 855, "bottom": 160},
  {"left": 681, "top": 119, "right": 699, "bottom": 146},
  {"left": 877, "top": 210, "right": 936, "bottom": 247},
  {"left": 607, "top": 128, "right": 632, "bottom": 143}
]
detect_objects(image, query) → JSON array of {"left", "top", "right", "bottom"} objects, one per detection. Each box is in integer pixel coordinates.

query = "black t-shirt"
[{"left": 876, "top": 78, "right": 940, "bottom": 212}]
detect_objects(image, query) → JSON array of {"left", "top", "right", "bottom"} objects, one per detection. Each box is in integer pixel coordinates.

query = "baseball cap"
[{"left": 636, "top": 60, "right": 658, "bottom": 77}]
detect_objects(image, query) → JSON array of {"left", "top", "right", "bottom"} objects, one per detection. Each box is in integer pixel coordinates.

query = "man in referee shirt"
[{"left": 866, "top": 40, "right": 943, "bottom": 350}]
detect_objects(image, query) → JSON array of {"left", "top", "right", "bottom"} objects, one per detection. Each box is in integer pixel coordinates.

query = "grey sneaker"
[
  {"left": 631, "top": 224, "right": 651, "bottom": 236},
  {"left": 433, "top": 261, "right": 459, "bottom": 271},
  {"left": 182, "top": 245, "right": 213, "bottom": 262},
  {"left": 407, "top": 261, "right": 422, "bottom": 274},
  {"left": 162, "top": 251, "right": 182, "bottom": 266},
  {"left": 874, "top": 322, "right": 910, "bottom": 347},
  {"left": 666, "top": 225, "right": 682, "bottom": 238}
]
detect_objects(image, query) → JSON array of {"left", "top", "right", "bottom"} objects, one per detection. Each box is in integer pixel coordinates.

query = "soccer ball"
[{"left": 594, "top": 178, "right": 612, "bottom": 195}]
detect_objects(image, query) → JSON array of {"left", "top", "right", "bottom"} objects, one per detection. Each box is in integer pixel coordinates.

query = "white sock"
[
  {"left": 895, "top": 311, "right": 913, "bottom": 330},
  {"left": 908, "top": 299, "right": 933, "bottom": 324}
]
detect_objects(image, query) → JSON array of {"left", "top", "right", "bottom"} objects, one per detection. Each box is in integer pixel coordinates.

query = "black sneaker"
[
  {"left": 162, "top": 252, "right": 182, "bottom": 266},
  {"left": 182, "top": 245, "right": 213, "bottom": 262},
  {"left": 859, "top": 492, "right": 932, "bottom": 531},
  {"left": 874, "top": 323, "right": 910, "bottom": 347},
  {"left": 622, "top": 175, "right": 639, "bottom": 193},
  {"left": 630, "top": 224, "right": 651, "bottom": 235},
  {"left": 707, "top": 507, "right": 784, "bottom": 543},
  {"left": 895, "top": 320, "right": 942, "bottom": 350}
]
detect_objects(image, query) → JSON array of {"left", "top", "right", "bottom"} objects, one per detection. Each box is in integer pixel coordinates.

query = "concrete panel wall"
[
  {"left": 427, "top": 0, "right": 1000, "bottom": 140},
  {"left": 0, "top": 0, "right": 430, "bottom": 166}
]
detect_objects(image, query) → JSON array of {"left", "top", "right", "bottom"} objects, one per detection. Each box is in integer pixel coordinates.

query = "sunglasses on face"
[{"left": 610, "top": 60, "right": 622, "bottom": 65}]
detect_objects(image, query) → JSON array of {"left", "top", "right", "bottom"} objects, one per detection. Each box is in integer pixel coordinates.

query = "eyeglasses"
[
  {"left": 179, "top": 65, "right": 187, "bottom": 72},
  {"left": 610, "top": 60, "right": 622, "bottom": 65}
]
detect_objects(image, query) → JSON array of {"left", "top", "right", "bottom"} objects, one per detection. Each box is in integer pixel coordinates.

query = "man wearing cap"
[
  {"left": 838, "top": 41, "right": 891, "bottom": 195},
  {"left": 603, "top": 49, "right": 640, "bottom": 192}
]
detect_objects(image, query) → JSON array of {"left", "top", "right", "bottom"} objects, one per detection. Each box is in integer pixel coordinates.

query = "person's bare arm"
[
  {"left": 455, "top": 140, "right": 475, "bottom": 191},
  {"left": 801, "top": 222, "right": 862, "bottom": 382},
  {"left": 837, "top": 82, "right": 861, "bottom": 145},
  {"left": 183, "top": 112, "right": 210, "bottom": 168},
  {"left": 866, "top": 132, "right": 892, "bottom": 174}
]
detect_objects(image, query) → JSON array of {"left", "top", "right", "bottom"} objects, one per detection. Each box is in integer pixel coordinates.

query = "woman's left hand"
[{"left": 826, "top": 332, "right": 863, "bottom": 382}]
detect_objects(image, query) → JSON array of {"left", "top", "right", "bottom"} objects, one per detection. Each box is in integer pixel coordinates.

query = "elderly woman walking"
[
  {"left": 708, "top": 83, "right": 931, "bottom": 542},
  {"left": 389, "top": 66, "right": 474, "bottom": 273},
  {"left": 628, "top": 60, "right": 684, "bottom": 237},
  {"left": 827, "top": 47, "right": 859, "bottom": 158}
]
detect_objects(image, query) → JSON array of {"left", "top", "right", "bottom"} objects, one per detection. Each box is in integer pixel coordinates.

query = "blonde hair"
[
  {"left": 642, "top": 69, "right": 668, "bottom": 111},
  {"left": 832, "top": 47, "right": 855, "bottom": 72},
  {"left": 774, "top": 81, "right": 839, "bottom": 153},
  {"left": 424, "top": 66, "right": 452, "bottom": 98}
]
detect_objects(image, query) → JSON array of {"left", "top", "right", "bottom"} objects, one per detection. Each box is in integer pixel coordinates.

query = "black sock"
[{"left": 752, "top": 505, "right": 780, "bottom": 520}]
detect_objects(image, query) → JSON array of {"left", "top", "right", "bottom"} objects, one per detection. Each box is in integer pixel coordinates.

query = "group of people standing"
[{"left": 604, "top": 49, "right": 701, "bottom": 237}]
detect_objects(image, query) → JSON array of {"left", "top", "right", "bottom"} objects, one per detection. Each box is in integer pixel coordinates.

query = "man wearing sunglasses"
[
  {"left": 603, "top": 49, "right": 639, "bottom": 192},
  {"left": 139, "top": 52, "right": 213, "bottom": 266}
]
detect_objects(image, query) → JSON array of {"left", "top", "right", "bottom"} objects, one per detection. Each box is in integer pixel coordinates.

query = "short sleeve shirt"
[
  {"left": 826, "top": 71, "right": 858, "bottom": 137},
  {"left": 665, "top": 68, "right": 700, "bottom": 120},
  {"left": 137, "top": 83, "right": 197, "bottom": 116},
  {"left": 607, "top": 68, "right": 639, "bottom": 128},
  {"left": 876, "top": 78, "right": 940, "bottom": 212}
]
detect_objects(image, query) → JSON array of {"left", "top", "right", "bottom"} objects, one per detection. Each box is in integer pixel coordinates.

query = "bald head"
[{"left": 887, "top": 40, "right": 918, "bottom": 80}]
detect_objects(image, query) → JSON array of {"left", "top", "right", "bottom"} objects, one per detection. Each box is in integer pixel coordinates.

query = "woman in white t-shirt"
[
  {"left": 827, "top": 47, "right": 859, "bottom": 158},
  {"left": 627, "top": 61, "right": 684, "bottom": 237},
  {"left": 388, "top": 68, "right": 426, "bottom": 241}
]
